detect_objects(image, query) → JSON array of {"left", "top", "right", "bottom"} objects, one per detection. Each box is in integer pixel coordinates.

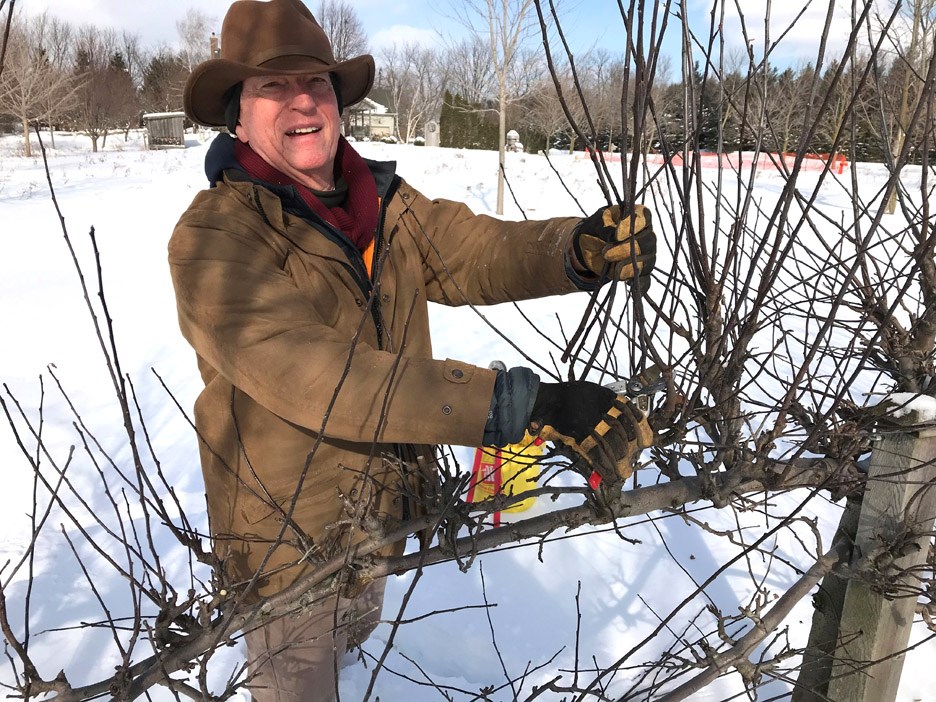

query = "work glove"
[
  {"left": 572, "top": 204, "right": 656, "bottom": 281},
  {"left": 528, "top": 380, "right": 653, "bottom": 485}
]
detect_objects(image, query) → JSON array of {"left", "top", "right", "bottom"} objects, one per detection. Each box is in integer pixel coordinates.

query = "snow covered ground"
[{"left": 1, "top": 129, "right": 933, "bottom": 701}]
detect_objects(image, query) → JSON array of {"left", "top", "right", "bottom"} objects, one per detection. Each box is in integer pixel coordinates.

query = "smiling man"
[
  {"left": 236, "top": 73, "right": 340, "bottom": 188},
  {"left": 169, "top": 1, "right": 656, "bottom": 700}
]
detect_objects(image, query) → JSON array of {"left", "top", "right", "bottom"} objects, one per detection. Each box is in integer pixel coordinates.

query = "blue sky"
[{"left": 27, "top": 0, "right": 855, "bottom": 67}]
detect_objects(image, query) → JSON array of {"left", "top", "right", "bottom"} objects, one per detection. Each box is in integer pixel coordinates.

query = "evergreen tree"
[
  {"left": 693, "top": 62, "right": 721, "bottom": 151},
  {"left": 110, "top": 51, "right": 128, "bottom": 72},
  {"left": 440, "top": 92, "right": 499, "bottom": 150},
  {"left": 141, "top": 51, "right": 188, "bottom": 113}
]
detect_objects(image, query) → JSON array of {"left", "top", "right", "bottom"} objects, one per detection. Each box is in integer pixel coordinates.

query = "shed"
[{"left": 142, "top": 112, "right": 186, "bottom": 149}]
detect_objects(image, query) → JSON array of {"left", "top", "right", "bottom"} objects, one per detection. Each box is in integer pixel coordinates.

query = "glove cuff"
[
  {"left": 564, "top": 226, "right": 604, "bottom": 291},
  {"left": 483, "top": 366, "right": 540, "bottom": 446}
]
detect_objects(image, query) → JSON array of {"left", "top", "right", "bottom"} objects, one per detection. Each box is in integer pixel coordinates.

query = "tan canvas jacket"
[{"left": 169, "top": 146, "right": 583, "bottom": 597}]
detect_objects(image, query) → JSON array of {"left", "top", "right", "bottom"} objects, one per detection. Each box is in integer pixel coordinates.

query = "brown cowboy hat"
[{"left": 184, "top": 0, "right": 375, "bottom": 127}]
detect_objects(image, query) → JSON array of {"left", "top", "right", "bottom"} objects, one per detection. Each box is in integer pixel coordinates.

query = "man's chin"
[{"left": 285, "top": 162, "right": 334, "bottom": 190}]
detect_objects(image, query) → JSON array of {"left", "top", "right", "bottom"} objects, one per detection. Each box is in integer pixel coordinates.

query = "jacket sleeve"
[
  {"left": 390, "top": 181, "right": 587, "bottom": 306},
  {"left": 168, "top": 185, "right": 496, "bottom": 447}
]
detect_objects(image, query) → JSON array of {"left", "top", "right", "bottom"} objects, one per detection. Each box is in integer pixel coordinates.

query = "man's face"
[{"left": 235, "top": 73, "right": 341, "bottom": 190}]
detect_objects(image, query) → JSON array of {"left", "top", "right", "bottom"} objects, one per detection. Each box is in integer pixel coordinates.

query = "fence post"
[
  {"left": 801, "top": 407, "right": 936, "bottom": 702},
  {"left": 791, "top": 494, "right": 862, "bottom": 702}
]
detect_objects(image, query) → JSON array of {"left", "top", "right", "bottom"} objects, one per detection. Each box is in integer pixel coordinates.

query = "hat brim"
[{"left": 184, "top": 54, "right": 375, "bottom": 127}]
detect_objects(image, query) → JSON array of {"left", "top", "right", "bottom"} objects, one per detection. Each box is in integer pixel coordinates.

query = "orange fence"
[{"left": 578, "top": 150, "right": 849, "bottom": 174}]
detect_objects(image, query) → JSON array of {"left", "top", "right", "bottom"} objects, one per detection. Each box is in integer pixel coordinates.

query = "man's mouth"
[{"left": 287, "top": 127, "right": 322, "bottom": 135}]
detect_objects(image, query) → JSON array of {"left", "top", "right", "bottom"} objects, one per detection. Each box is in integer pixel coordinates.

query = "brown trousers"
[{"left": 243, "top": 579, "right": 386, "bottom": 702}]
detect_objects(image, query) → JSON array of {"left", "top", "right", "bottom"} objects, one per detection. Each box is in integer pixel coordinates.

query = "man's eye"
[{"left": 262, "top": 80, "right": 285, "bottom": 90}]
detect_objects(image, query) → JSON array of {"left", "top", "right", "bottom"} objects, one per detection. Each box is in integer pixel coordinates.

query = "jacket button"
[
  {"left": 451, "top": 369, "right": 464, "bottom": 379},
  {"left": 355, "top": 298, "right": 364, "bottom": 307},
  {"left": 442, "top": 405, "right": 453, "bottom": 415},
  {"left": 381, "top": 293, "right": 391, "bottom": 303}
]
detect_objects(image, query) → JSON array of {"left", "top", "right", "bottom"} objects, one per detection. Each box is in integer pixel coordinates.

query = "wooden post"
[
  {"left": 814, "top": 408, "right": 936, "bottom": 702},
  {"left": 791, "top": 494, "right": 862, "bottom": 702}
]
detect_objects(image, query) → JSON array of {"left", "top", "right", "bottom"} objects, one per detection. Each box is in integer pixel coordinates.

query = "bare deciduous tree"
[
  {"left": 521, "top": 67, "right": 582, "bottom": 151},
  {"left": 316, "top": 0, "right": 368, "bottom": 63},
  {"left": 378, "top": 42, "right": 444, "bottom": 143},
  {"left": 449, "top": 0, "right": 540, "bottom": 214},
  {"left": 72, "top": 25, "right": 139, "bottom": 152},
  {"left": 580, "top": 48, "right": 627, "bottom": 152},
  {"left": 442, "top": 35, "right": 495, "bottom": 105},
  {"left": 762, "top": 63, "right": 812, "bottom": 153},
  {"left": 0, "top": 11, "right": 79, "bottom": 156},
  {"left": 176, "top": 8, "right": 214, "bottom": 73},
  {"left": 874, "top": 0, "right": 936, "bottom": 213}
]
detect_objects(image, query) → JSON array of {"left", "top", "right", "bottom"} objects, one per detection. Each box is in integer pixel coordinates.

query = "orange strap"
[
  {"left": 362, "top": 197, "right": 381, "bottom": 279},
  {"left": 362, "top": 238, "right": 376, "bottom": 279}
]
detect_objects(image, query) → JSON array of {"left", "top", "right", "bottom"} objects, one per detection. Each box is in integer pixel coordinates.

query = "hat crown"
[{"left": 220, "top": 0, "right": 335, "bottom": 69}]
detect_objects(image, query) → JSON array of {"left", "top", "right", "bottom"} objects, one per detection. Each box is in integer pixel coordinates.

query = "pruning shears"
[{"left": 605, "top": 364, "right": 665, "bottom": 412}]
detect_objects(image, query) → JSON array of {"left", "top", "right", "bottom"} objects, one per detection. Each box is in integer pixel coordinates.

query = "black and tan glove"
[
  {"left": 527, "top": 380, "right": 653, "bottom": 485},
  {"left": 572, "top": 204, "right": 656, "bottom": 281}
]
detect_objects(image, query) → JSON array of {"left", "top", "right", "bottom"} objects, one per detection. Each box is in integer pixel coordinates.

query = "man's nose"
[
  {"left": 288, "top": 83, "right": 325, "bottom": 108},
  {"left": 290, "top": 90, "right": 317, "bottom": 107}
]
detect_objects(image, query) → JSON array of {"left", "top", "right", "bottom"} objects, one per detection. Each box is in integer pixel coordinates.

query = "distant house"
[{"left": 347, "top": 90, "right": 396, "bottom": 140}]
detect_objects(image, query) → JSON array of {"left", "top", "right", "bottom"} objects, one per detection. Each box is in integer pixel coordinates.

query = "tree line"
[
  {"left": 1, "top": 1, "right": 930, "bottom": 165},
  {"left": 0, "top": 7, "right": 215, "bottom": 155}
]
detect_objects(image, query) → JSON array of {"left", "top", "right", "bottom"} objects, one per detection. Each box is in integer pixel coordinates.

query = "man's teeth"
[{"left": 289, "top": 127, "right": 321, "bottom": 135}]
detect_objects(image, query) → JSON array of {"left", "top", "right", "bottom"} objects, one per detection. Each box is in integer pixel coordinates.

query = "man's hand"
[
  {"left": 528, "top": 380, "right": 653, "bottom": 484},
  {"left": 572, "top": 204, "right": 656, "bottom": 281}
]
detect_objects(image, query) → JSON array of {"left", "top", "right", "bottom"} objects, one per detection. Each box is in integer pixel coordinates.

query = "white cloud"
[
  {"left": 26, "top": 0, "right": 230, "bottom": 49},
  {"left": 710, "top": 0, "right": 860, "bottom": 63},
  {"left": 26, "top": 1, "right": 448, "bottom": 55},
  {"left": 369, "top": 24, "right": 442, "bottom": 52}
]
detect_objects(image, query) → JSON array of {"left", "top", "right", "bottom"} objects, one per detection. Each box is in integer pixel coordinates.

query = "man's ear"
[{"left": 223, "top": 83, "right": 243, "bottom": 133}]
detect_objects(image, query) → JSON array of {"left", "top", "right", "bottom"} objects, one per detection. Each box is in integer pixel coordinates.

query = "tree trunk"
[
  {"left": 497, "top": 82, "right": 506, "bottom": 216},
  {"left": 21, "top": 117, "right": 32, "bottom": 158},
  {"left": 886, "top": 130, "right": 905, "bottom": 215},
  {"left": 886, "top": 0, "right": 925, "bottom": 216},
  {"left": 792, "top": 494, "right": 863, "bottom": 702}
]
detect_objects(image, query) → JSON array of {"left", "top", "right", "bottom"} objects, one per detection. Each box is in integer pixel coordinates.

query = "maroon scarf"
[{"left": 234, "top": 136, "right": 378, "bottom": 250}]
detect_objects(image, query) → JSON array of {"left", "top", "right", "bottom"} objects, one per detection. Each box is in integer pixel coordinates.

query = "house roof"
[
  {"left": 348, "top": 88, "right": 395, "bottom": 115},
  {"left": 351, "top": 97, "right": 388, "bottom": 114},
  {"left": 142, "top": 111, "right": 186, "bottom": 120},
  {"left": 369, "top": 87, "right": 393, "bottom": 108}
]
